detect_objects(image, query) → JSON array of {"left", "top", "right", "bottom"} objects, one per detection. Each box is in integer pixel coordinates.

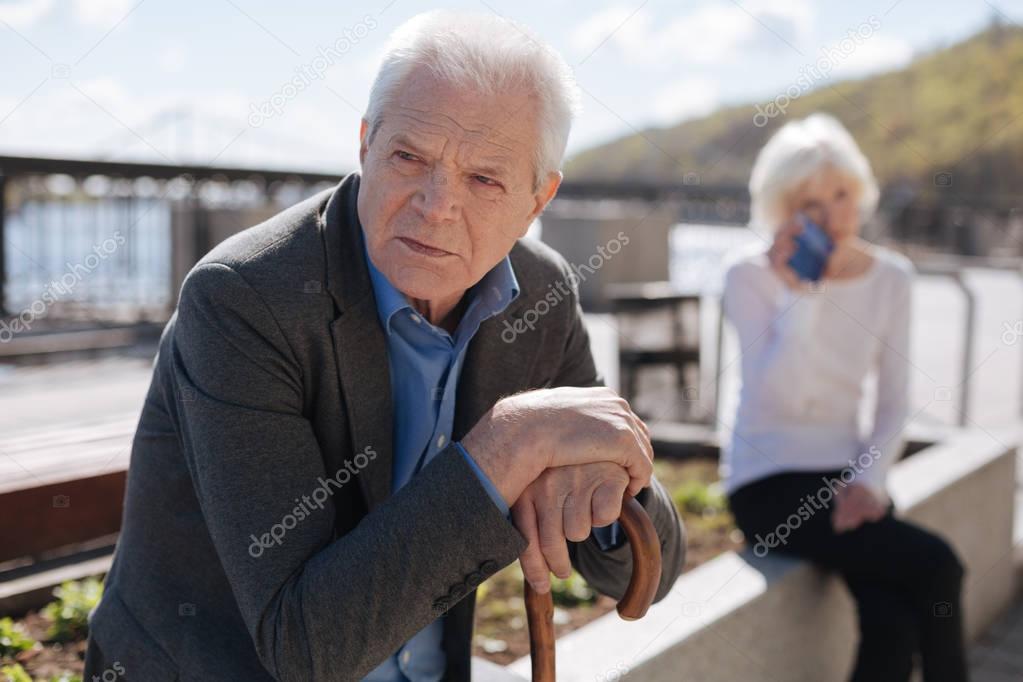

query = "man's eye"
[
  {"left": 395, "top": 150, "right": 418, "bottom": 162},
  {"left": 473, "top": 175, "right": 499, "bottom": 187}
]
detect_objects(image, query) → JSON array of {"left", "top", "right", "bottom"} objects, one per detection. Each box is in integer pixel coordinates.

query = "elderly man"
[{"left": 84, "top": 10, "right": 684, "bottom": 682}]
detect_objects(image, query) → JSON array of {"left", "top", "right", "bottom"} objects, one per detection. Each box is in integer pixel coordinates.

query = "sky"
[{"left": 0, "top": 0, "right": 1018, "bottom": 174}]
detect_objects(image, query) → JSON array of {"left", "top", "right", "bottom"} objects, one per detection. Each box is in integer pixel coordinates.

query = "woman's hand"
[
  {"left": 511, "top": 462, "right": 630, "bottom": 593},
  {"left": 767, "top": 218, "right": 812, "bottom": 291},
  {"left": 831, "top": 483, "right": 887, "bottom": 533}
]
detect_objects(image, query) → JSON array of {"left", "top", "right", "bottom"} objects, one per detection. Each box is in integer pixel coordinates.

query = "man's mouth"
[{"left": 398, "top": 237, "right": 453, "bottom": 258}]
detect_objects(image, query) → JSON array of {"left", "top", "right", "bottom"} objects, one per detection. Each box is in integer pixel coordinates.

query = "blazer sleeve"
[
  {"left": 169, "top": 262, "right": 529, "bottom": 681},
  {"left": 549, "top": 263, "right": 686, "bottom": 603}
]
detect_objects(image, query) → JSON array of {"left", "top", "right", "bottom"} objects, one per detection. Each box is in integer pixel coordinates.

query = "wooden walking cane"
[{"left": 523, "top": 495, "right": 662, "bottom": 681}]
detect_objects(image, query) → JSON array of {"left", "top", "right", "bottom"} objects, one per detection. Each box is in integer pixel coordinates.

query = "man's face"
[{"left": 357, "top": 67, "right": 560, "bottom": 308}]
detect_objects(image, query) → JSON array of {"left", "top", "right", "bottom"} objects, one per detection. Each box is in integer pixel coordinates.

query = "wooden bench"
[{"left": 0, "top": 414, "right": 135, "bottom": 613}]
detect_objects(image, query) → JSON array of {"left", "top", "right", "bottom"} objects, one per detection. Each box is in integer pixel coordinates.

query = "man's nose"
[{"left": 413, "top": 171, "right": 459, "bottom": 224}]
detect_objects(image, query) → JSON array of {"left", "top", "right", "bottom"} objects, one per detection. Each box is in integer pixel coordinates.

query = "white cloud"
[
  {"left": 72, "top": 0, "right": 134, "bottom": 28},
  {"left": 830, "top": 35, "right": 914, "bottom": 78},
  {"left": 651, "top": 76, "right": 720, "bottom": 125},
  {"left": 0, "top": 73, "right": 360, "bottom": 172},
  {"left": 569, "top": 6, "right": 649, "bottom": 57},
  {"left": 569, "top": 1, "right": 816, "bottom": 66},
  {"left": 745, "top": 0, "right": 814, "bottom": 42},
  {"left": 656, "top": 6, "right": 757, "bottom": 64},
  {"left": 0, "top": 0, "right": 53, "bottom": 28},
  {"left": 157, "top": 44, "right": 187, "bottom": 74}
]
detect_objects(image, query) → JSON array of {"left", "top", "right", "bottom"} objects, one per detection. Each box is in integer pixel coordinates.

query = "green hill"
[{"left": 565, "top": 22, "right": 1023, "bottom": 205}]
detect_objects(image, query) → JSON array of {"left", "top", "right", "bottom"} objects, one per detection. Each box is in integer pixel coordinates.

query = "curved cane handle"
[{"left": 524, "top": 495, "right": 662, "bottom": 681}]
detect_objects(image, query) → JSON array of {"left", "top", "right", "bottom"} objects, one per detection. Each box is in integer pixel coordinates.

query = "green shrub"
[
  {"left": 550, "top": 571, "right": 596, "bottom": 608},
  {"left": 42, "top": 577, "right": 103, "bottom": 643},
  {"left": 0, "top": 618, "right": 35, "bottom": 658},
  {"left": 672, "top": 480, "right": 728, "bottom": 516},
  {"left": 0, "top": 664, "right": 31, "bottom": 682}
]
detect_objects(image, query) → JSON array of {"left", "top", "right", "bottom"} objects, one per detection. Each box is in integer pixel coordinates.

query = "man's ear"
[
  {"left": 359, "top": 119, "right": 370, "bottom": 166},
  {"left": 528, "top": 170, "right": 563, "bottom": 223}
]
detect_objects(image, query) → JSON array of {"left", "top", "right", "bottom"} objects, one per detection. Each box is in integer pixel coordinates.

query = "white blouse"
[{"left": 718, "top": 241, "right": 914, "bottom": 498}]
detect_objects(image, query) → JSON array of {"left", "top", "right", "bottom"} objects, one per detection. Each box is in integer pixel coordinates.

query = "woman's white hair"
[
  {"left": 748, "top": 113, "right": 880, "bottom": 234},
  {"left": 364, "top": 10, "right": 581, "bottom": 191}
]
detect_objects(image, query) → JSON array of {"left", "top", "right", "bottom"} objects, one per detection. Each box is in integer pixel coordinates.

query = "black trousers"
[{"left": 728, "top": 470, "right": 969, "bottom": 682}]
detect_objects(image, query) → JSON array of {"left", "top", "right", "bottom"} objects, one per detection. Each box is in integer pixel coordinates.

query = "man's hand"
[
  {"left": 462, "top": 386, "right": 653, "bottom": 508},
  {"left": 512, "top": 462, "right": 629, "bottom": 593},
  {"left": 831, "top": 483, "right": 887, "bottom": 533}
]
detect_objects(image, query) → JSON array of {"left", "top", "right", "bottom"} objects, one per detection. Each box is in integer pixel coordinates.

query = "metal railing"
[{"left": 0, "top": 154, "right": 341, "bottom": 324}]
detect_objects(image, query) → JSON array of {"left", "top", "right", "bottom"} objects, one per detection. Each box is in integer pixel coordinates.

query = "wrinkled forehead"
[
  {"left": 377, "top": 70, "right": 538, "bottom": 178},
  {"left": 391, "top": 107, "right": 521, "bottom": 161}
]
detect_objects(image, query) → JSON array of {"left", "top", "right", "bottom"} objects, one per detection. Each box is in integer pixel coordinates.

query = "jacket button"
[
  {"left": 465, "top": 571, "right": 485, "bottom": 588},
  {"left": 479, "top": 560, "right": 499, "bottom": 575},
  {"left": 433, "top": 597, "right": 451, "bottom": 612},
  {"left": 448, "top": 583, "right": 467, "bottom": 600}
]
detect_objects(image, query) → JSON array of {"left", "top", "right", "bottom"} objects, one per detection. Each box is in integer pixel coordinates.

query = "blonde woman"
[{"left": 721, "top": 113, "right": 967, "bottom": 682}]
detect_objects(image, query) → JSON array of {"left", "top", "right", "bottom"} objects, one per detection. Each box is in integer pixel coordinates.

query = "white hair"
[
  {"left": 364, "top": 10, "right": 581, "bottom": 190},
  {"left": 748, "top": 113, "right": 880, "bottom": 234}
]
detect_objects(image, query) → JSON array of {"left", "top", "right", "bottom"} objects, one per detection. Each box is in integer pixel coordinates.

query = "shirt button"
[
  {"left": 401, "top": 650, "right": 411, "bottom": 665},
  {"left": 437, "top": 434, "right": 447, "bottom": 448},
  {"left": 410, "top": 313, "right": 422, "bottom": 324}
]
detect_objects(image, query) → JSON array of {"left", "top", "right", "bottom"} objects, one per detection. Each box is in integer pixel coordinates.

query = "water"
[{"left": 5, "top": 198, "right": 172, "bottom": 317}]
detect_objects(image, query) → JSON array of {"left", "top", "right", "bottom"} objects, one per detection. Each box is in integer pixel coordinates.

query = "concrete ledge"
[
  {"left": 472, "top": 657, "right": 527, "bottom": 681},
  {"left": 507, "top": 425, "right": 1020, "bottom": 681}
]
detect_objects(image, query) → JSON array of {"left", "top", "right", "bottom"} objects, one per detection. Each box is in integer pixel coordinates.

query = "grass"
[
  {"left": 0, "top": 579, "right": 102, "bottom": 682},
  {"left": 0, "top": 620, "right": 35, "bottom": 659}
]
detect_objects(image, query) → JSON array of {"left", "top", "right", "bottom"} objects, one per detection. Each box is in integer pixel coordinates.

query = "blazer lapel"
[
  {"left": 453, "top": 290, "right": 546, "bottom": 442},
  {"left": 322, "top": 173, "right": 394, "bottom": 512}
]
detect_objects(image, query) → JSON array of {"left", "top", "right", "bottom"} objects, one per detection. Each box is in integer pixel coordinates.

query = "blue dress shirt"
[{"left": 360, "top": 233, "right": 621, "bottom": 681}]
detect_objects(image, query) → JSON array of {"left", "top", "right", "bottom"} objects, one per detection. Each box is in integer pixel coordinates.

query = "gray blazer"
[{"left": 86, "top": 172, "right": 685, "bottom": 681}]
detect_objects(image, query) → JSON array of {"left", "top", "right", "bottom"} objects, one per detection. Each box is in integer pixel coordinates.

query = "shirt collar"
[{"left": 361, "top": 230, "right": 520, "bottom": 337}]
